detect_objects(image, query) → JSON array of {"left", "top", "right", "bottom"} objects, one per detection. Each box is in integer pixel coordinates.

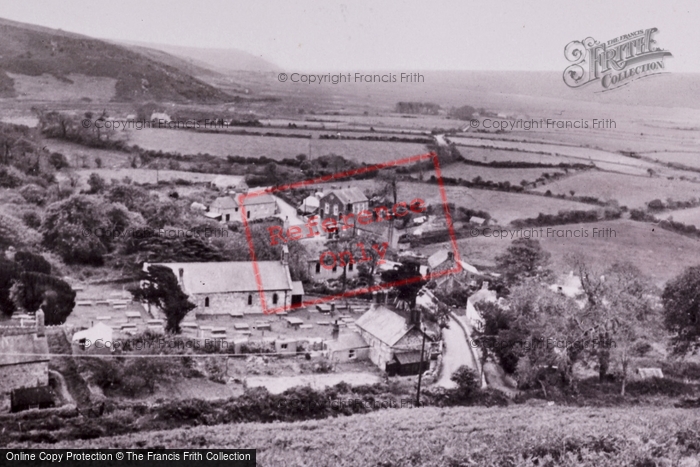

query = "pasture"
[
  {"left": 24, "top": 405, "right": 700, "bottom": 467},
  {"left": 314, "top": 179, "right": 595, "bottom": 226},
  {"left": 429, "top": 162, "right": 565, "bottom": 185},
  {"left": 420, "top": 219, "right": 700, "bottom": 286},
  {"left": 127, "top": 128, "right": 428, "bottom": 164},
  {"left": 664, "top": 205, "right": 700, "bottom": 227},
  {"left": 533, "top": 171, "right": 700, "bottom": 209},
  {"left": 449, "top": 135, "right": 661, "bottom": 176}
]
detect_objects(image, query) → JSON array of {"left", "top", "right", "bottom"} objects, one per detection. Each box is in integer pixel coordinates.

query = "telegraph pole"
[{"left": 415, "top": 317, "right": 427, "bottom": 407}]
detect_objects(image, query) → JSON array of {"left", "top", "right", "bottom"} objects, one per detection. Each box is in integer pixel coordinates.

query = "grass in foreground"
[{"left": 15, "top": 405, "right": 700, "bottom": 466}]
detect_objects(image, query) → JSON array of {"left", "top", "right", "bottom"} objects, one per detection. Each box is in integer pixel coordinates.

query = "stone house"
[
  {"left": 326, "top": 332, "right": 369, "bottom": 363},
  {"left": 355, "top": 305, "right": 430, "bottom": 371},
  {"left": 319, "top": 188, "right": 368, "bottom": 237},
  {"left": 147, "top": 248, "right": 303, "bottom": 316},
  {"left": 0, "top": 311, "right": 50, "bottom": 410}
]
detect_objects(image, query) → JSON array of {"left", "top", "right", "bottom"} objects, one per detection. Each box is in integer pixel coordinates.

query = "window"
[
  {"left": 325, "top": 203, "right": 329, "bottom": 215},
  {"left": 349, "top": 349, "right": 356, "bottom": 359},
  {"left": 347, "top": 203, "right": 352, "bottom": 212},
  {"left": 332, "top": 265, "right": 337, "bottom": 273},
  {"left": 235, "top": 207, "right": 239, "bottom": 212},
  {"left": 248, "top": 294, "right": 253, "bottom": 305},
  {"left": 333, "top": 204, "right": 338, "bottom": 216},
  {"left": 272, "top": 293, "right": 279, "bottom": 305},
  {"left": 225, "top": 214, "right": 230, "bottom": 221},
  {"left": 349, "top": 263, "right": 354, "bottom": 272},
  {"left": 247, "top": 210, "right": 251, "bottom": 219},
  {"left": 315, "top": 262, "right": 321, "bottom": 274},
  {"left": 205, "top": 297, "right": 210, "bottom": 307},
  {"left": 281, "top": 343, "right": 288, "bottom": 349}
]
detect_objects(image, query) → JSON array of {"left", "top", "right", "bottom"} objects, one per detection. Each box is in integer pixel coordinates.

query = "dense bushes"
[{"left": 511, "top": 208, "right": 621, "bottom": 228}]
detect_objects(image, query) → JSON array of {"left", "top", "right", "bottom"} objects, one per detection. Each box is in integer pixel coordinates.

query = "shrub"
[
  {"left": 19, "top": 184, "right": 47, "bottom": 205},
  {"left": 450, "top": 365, "right": 480, "bottom": 400},
  {"left": 22, "top": 210, "right": 42, "bottom": 229}
]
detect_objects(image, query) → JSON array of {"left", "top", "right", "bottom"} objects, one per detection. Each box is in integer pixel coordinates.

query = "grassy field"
[
  {"left": 127, "top": 128, "right": 428, "bottom": 164},
  {"left": 449, "top": 136, "right": 661, "bottom": 176},
  {"left": 20, "top": 405, "right": 700, "bottom": 466},
  {"left": 429, "top": 162, "right": 565, "bottom": 184},
  {"left": 665, "top": 206, "right": 700, "bottom": 227},
  {"left": 420, "top": 219, "right": 700, "bottom": 286},
  {"left": 533, "top": 171, "right": 700, "bottom": 209},
  {"left": 315, "top": 180, "right": 594, "bottom": 226},
  {"left": 641, "top": 150, "right": 700, "bottom": 170},
  {"left": 69, "top": 168, "right": 237, "bottom": 185}
]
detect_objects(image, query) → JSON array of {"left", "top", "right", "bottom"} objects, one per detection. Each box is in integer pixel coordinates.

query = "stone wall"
[{"left": 192, "top": 289, "right": 291, "bottom": 315}]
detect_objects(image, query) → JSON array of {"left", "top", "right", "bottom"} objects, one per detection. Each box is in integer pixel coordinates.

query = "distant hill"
[
  {"left": 125, "top": 42, "right": 279, "bottom": 73},
  {"left": 0, "top": 17, "right": 234, "bottom": 103}
]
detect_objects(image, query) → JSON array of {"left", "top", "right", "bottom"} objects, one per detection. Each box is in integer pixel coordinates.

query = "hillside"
[
  {"left": 0, "top": 17, "right": 233, "bottom": 103},
  {"left": 16, "top": 405, "right": 700, "bottom": 466},
  {"left": 124, "top": 42, "right": 279, "bottom": 73}
]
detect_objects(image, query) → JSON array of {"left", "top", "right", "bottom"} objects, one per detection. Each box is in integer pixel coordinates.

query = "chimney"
[
  {"left": 281, "top": 245, "right": 289, "bottom": 266},
  {"left": 36, "top": 308, "right": 45, "bottom": 337}
]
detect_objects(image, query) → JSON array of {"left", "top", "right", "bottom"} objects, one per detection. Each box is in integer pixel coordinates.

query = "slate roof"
[
  {"left": 150, "top": 261, "right": 293, "bottom": 294},
  {"left": 211, "top": 196, "right": 238, "bottom": 210},
  {"left": 236, "top": 193, "right": 277, "bottom": 206},
  {"left": 327, "top": 332, "right": 368, "bottom": 352},
  {"left": 428, "top": 249, "right": 451, "bottom": 269},
  {"left": 291, "top": 281, "right": 305, "bottom": 296},
  {"left": 326, "top": 188, "right": 367, "bottom": 205},
  {"left": 0, "top": 331, "right": 49, "bottom": 366},
  {"left": 355, "top": 306, "right": 414, "bottom": 347},
  {"left": 394, "top": 350, "right": 424, "bottom": 365}
]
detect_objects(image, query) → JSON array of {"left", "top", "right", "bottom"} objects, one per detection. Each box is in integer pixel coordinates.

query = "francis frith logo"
[{"left": 563, "top": 28, "right": 672, "bottom": 91}]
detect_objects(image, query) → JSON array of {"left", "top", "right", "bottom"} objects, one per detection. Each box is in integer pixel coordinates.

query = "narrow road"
[
  {"left": 436, "top": 315, "right": 478, "bottom": 388},
  {"left": 274, "top": 196, "right": 306, "bottom": 226}
]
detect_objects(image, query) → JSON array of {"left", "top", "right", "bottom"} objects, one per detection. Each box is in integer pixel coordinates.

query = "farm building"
[
  {"left": 145, "top": 247, "right": 303, "bottom": 315},
  {"left": 210, "top": 175, "right": 247, "bottom": 192},
  {"left": 355, "top": 305, "right": 431, "bottom": 371},
  {"left": 427, "top": 249, "right": 481, "bottom": 291},
  {"left": 0, "top": 310, "right": 50, "bottom": 410},
  {"left": 10, "top": 386, "right": 56, "bottom": 413},
  {"left": 239, "top": 193, "right": 278, "bottom": 221},
  {"left": 299, "top": 194, "right": 321, "bottom": 214},
  {"left": 385, "top": 350, "right": 429, "bottom": 376},
  {"left": 207, "top": 193, "right": 278, "bottom": 222},
  {"left": 326, "top": 332, "right": 369, "bottom": 363},
  {"left": 464, "top": 282, "right": 498, "bottom": 331},
  {"left": 208, "top": 196, "right": 239, "bottom": 222}
]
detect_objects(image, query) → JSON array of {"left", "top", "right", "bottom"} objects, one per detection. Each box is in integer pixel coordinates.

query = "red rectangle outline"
[{"left": 239, "top": 151, "right": 463, "bottom": 314}]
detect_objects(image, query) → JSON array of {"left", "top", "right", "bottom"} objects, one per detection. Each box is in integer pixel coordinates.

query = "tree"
[
  {"left": 450, "top": 365, "right": 480, "bottom": 400},
  {"left": 13, "top": 251, "right": 51, "bottom": 275},
  {"left": 663, "top": 265, "right": 700, "bottom": 356},
  {"left": 130, "top": 265, "right": 195, "bottom": 334},
  {"left": 10, "top": 272, "right": 75, "bottom": 324},
  {"left": 41, "top": 195, "right": 134, "bottom": 265},
  {"left": 0, "top": 258, "right": 21, "bottom": 317},
  {"left": 495, "top": 238, "right": 553, "bottom": 286},
  {"left": 87, "top": 173, "right": 106, "bottom": 194},
  {"left": 380, "top": 259, "right": 426, "bottom": 312}
]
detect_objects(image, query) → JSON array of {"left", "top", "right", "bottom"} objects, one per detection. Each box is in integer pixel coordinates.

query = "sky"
[{"left": 0, "top": 0, "right": 697, "bottom": 72}]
